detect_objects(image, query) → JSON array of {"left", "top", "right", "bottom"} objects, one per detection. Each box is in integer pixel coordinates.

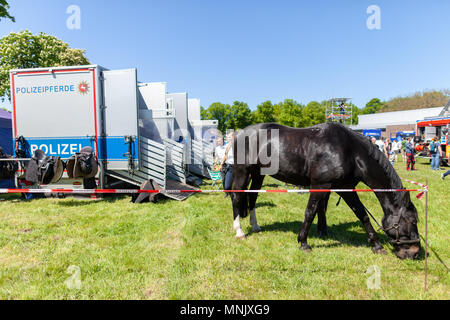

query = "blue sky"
[{"left": 1, "top": 0, "right": 450, "bottom": 110}]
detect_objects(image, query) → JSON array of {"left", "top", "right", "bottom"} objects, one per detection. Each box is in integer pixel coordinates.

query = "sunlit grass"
[{"left": 0, "top": 159, "right": 448, "bottom": 299}]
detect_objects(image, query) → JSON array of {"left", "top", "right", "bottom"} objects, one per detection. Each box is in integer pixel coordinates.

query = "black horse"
[{"left": 230, "top": 122, "right": 421, "bottom": 260}]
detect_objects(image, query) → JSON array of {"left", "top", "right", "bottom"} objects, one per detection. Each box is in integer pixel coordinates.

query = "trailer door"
[{"left": 102, "top": 69, "right": 139, "bottom": 170}]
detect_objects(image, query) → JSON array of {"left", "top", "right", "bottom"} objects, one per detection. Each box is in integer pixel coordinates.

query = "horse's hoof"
[
  {"left": 236, "top": 235, "right": 246, "bottom": 240},
  {"left": 300, "top": 244, "right": 312, "bottom": 252},
  {"left": 252, "top": 226, "right": 262, "bottom": 233}
]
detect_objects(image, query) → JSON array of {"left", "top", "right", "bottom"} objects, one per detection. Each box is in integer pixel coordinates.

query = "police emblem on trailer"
[{"left": 78, "top": 81, "right": 89, "bottom": 95}]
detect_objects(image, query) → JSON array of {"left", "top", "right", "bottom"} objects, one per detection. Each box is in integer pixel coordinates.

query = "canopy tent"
[{"left": 0, "top": 109, "right": 14, "bottom": 188}]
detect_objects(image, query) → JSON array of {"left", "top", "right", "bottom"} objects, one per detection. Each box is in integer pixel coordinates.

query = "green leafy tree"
[
  {"left": 229, "top": 101, "right": 253, "bottom": 130},
  {"left": 302, "top": 101, "right": 325, "bottom": 127},
  {"left": 201, "top": 102, "right": 232, "bottom": 134},
  {"left": 0, "top": 30, "right": 90, "bottom": 100},
  {"left": 361, "top": 98, "right": 384, "bottom": 114},
  {"left": 0, "top": 0, "right": 14, "bottom": 22},
  {"left": 277, "top": 99, "right": 304, "bottom": 128},
  {"left": 253, "top": 100, "right": 278, "bottom": 123}
]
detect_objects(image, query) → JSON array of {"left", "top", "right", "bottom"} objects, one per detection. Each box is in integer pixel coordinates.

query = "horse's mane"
[{"left": 338, "top": 124, "right": 404, "bottom": 192}]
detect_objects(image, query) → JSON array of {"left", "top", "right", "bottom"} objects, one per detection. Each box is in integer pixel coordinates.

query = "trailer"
[
  {"left": 187, "top": 98, "right": 218, "bottom": 178},
  {"left": 9, "top": 65, "right": 200, "bottom": 200}
]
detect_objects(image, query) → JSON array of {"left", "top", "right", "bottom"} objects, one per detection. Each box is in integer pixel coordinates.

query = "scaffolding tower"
[{"left": 325, "top": 98, "right": 353, "bottom": 126}]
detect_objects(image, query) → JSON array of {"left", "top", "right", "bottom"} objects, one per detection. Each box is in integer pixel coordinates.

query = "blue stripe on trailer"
[{"left": 16, "top": 136, "right": 138, "bottom": 162}]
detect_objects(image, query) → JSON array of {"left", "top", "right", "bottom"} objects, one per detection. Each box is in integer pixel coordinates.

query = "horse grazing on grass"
[{"left": 230, "top": 122, "right": 421, "bottom": 260}]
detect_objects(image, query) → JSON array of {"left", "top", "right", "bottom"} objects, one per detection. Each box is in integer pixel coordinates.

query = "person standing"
[
  {"left": 401, "top": 138, "right": 407, "bottom": 162},
  {"left": 405, "top": 137, "right": 416, "bottom": 171},
  {"left": 214, "top": 136, "right": 225, "bottom": 171},
  {"left": 375, "top": 137, "right": 388, "bottom": 158},
  {"left": 220, "top": 131, "right": 235, "bottom": 198},
  {"left": 430, "top": 136, "right": 443, "bottom": 171},
  {"left": 386, "top": 140, "right": 395, "bottom": 166},
  {"left": 391, "top": 139, "right": 399, "bottom": 162}
]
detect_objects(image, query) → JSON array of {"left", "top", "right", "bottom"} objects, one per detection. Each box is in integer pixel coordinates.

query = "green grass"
[{"left": 0, "top": 159, "right": 448, "bottom": 300}]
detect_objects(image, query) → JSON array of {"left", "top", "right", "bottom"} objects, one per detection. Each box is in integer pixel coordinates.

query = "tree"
[
  {"left": 201, "top": 102, "right": 232, "bottom": 134},
  {"left": 302, "top": 101, "right": 325, "bottom": 127},
  {"left": 361, "top": 98, "right": 384, "bottom": 114},
  {"left": 383, "top": 90, "right": 450, "bottom": 112},
  {"left": 277, "top": 99, "right": 304, "bottom": 128},
  {"left": 229, "top": 101, "right": 253, "bottom": 130},
  {"left": 0, "top": 30, "right": 90, "bottom": 100},
  {"left": 348, "top": 103, "right": 360, "bottom": 125},
  {"left": 253, "top": 100, "right": 278, "bottom": 123},
  {"left": 0, "top": 0, "right": 14, "bottom": 22}
]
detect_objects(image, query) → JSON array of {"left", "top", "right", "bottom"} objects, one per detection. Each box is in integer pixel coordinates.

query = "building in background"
[{"left": 350, "top": 106, "right": 445, "bottom": 139}]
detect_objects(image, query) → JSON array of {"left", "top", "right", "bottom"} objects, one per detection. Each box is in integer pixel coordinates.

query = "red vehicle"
[{"left": 415, "top": 117, "right": 450, "bottom": 165}]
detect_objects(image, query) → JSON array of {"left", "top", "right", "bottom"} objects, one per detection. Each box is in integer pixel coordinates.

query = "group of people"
[
  {"left": 370, "top": 135, "right": 449, "bottom": 177},
  {"left": 370, "top": 137, "right": 403, "bottom": 167}
]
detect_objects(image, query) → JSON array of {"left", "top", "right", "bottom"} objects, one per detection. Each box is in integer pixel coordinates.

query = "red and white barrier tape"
[
  {"left": 403, "top": 179, "right": 428, "bottom": 200},
  {"left": 404, "top": 179, "right": 428, "bottom": 189},
  {"left": 0, "top": 188, "right": 426, "bottom": 195}
]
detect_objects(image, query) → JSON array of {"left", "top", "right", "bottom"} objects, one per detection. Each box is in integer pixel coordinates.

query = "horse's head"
[{"left": 382, "top": 199, "right": 421, "bottom": 260}]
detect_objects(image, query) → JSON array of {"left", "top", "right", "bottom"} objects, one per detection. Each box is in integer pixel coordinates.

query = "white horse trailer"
[
  {"left": 9, "top": 65, "right": 196, "bottom": 200},
  {"left": 187, "top": 98, "right": 219, "bottom": 177}
]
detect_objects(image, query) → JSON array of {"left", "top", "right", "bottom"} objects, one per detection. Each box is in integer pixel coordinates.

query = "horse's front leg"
[
  {"left": 298, "top": 192, "right": 327, "bottom": 251},
  {"left": 231, "top": 165, "right": 251, "bottom": 239},
  {"left": 337, "top": 192, "right": 386, "bottom": 254}
]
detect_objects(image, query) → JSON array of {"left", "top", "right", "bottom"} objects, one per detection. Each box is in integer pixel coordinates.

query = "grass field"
[{"left": 0, "top": 160, "right": 448, "bottom": 300}]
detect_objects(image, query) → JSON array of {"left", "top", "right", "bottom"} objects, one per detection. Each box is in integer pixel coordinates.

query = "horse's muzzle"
[{"left": 395, "top": 244, "right": 421, "bottom": 260}]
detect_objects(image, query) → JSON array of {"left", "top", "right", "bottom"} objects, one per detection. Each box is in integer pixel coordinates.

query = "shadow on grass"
[
  {"left": 255, "top": 201, "right": 276, "bottom": 209},
  {"left": 260, "top": 220, "right": 390, "bottom": 248},
  {"left": 260, "top": 220, "right": 430, "bottom": 260},
  {"left": 57, "top": 195, "right": 129, "bottom": 207}
]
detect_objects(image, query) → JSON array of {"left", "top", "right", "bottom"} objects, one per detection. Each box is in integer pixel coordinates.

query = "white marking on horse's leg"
[
  {"left": 234, "top": 215, "right": 245, "bottom": 239},
  {"left": 250, "top": 209, "right": 261, "bottom": 233}
]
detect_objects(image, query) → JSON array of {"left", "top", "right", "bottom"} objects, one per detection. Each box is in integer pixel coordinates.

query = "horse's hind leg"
[
  {"left": 317, "top": 193, "right": 330, "bottom": 238},
  {"left": 248, "top": 173, "right": 265, "bottom": 233},
  {"left": 337, "top": 192, "right": 386, "bottom": 254},
  {"left": 298, "top": 192, "right": 329, "bottom": 251}
]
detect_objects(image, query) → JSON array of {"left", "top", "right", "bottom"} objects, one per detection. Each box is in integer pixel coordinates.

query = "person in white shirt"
[
  {"left": 391, "top": 140, "right": 399, "bottom": 162},
  {"left": 375, "top": 138, "right": 388, "bottom": 158},
  {"left": 214, "top": 137, "right": 225, "bottom": 171}
]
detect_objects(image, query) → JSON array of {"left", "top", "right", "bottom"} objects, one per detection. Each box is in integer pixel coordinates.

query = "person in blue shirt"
[{"left": 430, "top": 136, "right": 443, "bottom": 171}]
